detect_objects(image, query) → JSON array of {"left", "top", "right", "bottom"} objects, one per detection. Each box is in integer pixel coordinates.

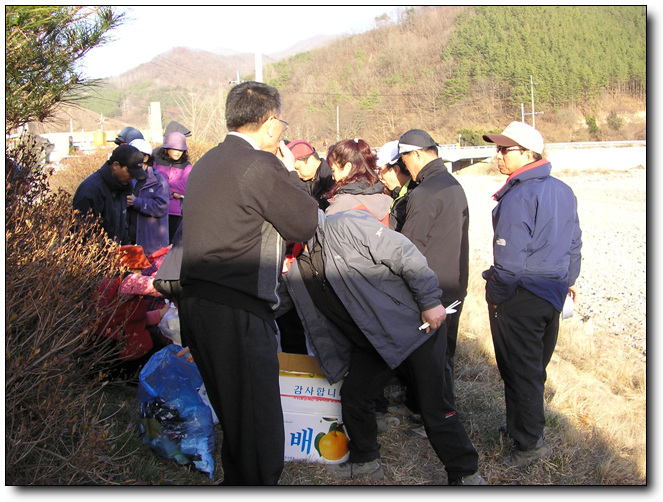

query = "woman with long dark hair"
[{"left": 324, "top": 138, "right": 391, "bottom": 224}]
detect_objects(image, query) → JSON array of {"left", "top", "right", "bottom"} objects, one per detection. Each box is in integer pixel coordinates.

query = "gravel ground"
[{"left": 456, "top": 165, "right": 647, "bottom": 357}]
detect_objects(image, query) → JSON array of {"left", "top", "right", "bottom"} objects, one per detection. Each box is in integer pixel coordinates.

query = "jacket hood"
[
  {"left": 336, "top": 179, "right": 385, "bottom": 196},
  {"left": 326, "top": 190, "right": 392, "bottom": 223},
  {"left": 164, "top": 121, "right": 191, "bottom": 137}
]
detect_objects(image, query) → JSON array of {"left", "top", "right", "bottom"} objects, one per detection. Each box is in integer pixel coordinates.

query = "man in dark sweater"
[{"left": 179, "top": 81, "right": 319, "bottom": 485}]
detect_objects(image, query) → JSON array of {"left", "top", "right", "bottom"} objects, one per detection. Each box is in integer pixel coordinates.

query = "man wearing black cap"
[
  {"left": 73, "top": 144, "right": 147, "bottom": 244},
  {"left": 482, "top": 122, "right": 582, "bottom": 468},
  {"left": 396, "top": 129, "right": 469, "bottom": 417}
]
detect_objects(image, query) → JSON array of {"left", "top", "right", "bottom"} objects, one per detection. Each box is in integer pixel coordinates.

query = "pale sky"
[{"left": 79, "top": 5, "right": 402, "bottom": 80}]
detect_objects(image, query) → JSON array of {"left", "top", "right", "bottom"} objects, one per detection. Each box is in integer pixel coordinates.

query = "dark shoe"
[
  {"left": 449, "top": 471, "right": 487, "bottom": 485},
  {"left": 407, "top": 425, "right": 427, "bottom": 439},
  {"left": 326, "top": 458, "right": 385, "bottom": 480},
  {"left": 501, "top": 438, "right": 552, "bottom": 468}
]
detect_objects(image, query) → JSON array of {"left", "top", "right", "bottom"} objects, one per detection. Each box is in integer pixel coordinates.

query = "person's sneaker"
[
  {"left": 501, "top": 438, "right": 552, "bottom": 468},
  {"left": 449, "top": 471, "right": 487, "bottom": 485},
  {"left": 326, "top": 458, "right": 385, "bottom": 480},
  {"left": 407, "top": 425, "right": 428, "bottom": 439}
]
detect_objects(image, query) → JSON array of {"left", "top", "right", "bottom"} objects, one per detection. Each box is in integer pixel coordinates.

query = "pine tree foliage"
[
  {"left": 5, "top": 6, "right": 124, "bottom": 134},
  {"left": 442, "top": 6, "right": 646, "bottom": 107},
  {"left": 260, "top": 5, "right": 645, "bottom": 144}
]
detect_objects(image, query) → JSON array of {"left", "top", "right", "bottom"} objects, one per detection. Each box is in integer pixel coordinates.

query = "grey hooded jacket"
[{"left": 283, "top": 209, "right": 443, "bottom": 383}]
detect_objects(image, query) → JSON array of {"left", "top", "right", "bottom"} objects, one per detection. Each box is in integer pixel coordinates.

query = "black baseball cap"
[
  {"left": 109, "top": 145, "right": 147, "bottom": 180},
  {"left": 398, "top": 129, "right": 439, "bottom": 154}
]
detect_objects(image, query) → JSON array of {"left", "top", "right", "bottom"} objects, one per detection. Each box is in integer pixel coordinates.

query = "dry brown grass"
[{"left": 99, "top": 255, "right": 645, "bottom": 485}]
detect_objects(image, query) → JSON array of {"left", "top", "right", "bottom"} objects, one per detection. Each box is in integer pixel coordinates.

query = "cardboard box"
[{"left": 278, "top": 352, "right": 349, "bottom": 464}]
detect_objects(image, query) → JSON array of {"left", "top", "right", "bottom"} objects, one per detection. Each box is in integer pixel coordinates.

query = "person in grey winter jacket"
[
  {"left": 282, "top": 208, "right": 484, "bottom": 485},
  {"left": 282, "top": 138, "right": 485, "bottom": 485}
]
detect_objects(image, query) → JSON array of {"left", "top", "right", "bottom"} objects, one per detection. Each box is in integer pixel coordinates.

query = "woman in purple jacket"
[{"left": 154, "top": 132, "right": 193, "bottom": 243}]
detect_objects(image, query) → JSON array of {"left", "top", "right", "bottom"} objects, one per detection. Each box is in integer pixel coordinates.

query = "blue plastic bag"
[{"left": 137, "top": 345, "right": 215, "bottom": 478}]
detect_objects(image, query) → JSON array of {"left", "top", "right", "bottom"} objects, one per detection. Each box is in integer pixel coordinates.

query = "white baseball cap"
[
  {"left": 376, "top": 140, "right": 400, "bottom": 167},
  {"left": 129, "top": 138, "right": 153, "bottom": 156},
  {"left": 483, "top": 121, "right": 544, "bottom": 155}
]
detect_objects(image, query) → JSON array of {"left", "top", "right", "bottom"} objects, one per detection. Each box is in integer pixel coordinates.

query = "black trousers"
[
  {"left": 442, "top": 300, "right": 464, "bottom": 410},
  {"left": 179, "top": 297, "right": 284, "bottom": 485},
  {"left": 488, "top": 287, "right": 560, "bottom": 451},
  {"left": 340, "top": 326, "right": 479, "bottom": 482},
  {"left": 168, "top": 215, "right": 181, "bottom": 244}
]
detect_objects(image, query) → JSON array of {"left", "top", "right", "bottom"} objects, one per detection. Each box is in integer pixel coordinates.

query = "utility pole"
[
  {"left": 229, "top": 70, "right": 242, "bottom": 85},
  {"left": 255, "top": 53, "right": 263, "bottom": 83},
  {"left": 336, "top": 106, "right": 340, "bottom": 142},
  {"left": 522, "top": 75, "right": 544, "bottom": 128}
]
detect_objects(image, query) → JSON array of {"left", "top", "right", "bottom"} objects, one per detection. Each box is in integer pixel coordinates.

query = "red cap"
[{"left": 287, "top": 140, "right": 315, "bottom": 160}]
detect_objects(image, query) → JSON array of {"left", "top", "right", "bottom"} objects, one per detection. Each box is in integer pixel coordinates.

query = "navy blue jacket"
[
  {"left": 72, "top": 162, "right": 131, "bottom": 244},
  {"left": 129, "top": 166, "right": 170, "bottom": 256},
  {"left": 482, "top": 159, "right": 582, "bottom": 311}
]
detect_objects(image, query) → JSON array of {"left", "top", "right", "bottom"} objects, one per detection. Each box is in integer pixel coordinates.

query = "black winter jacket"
[{"left": 400, "top": 158, "right": 469, "bottom": 303}]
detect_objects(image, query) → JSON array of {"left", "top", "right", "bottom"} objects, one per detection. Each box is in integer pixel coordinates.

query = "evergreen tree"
[{"left": 5, "top": 6, "right": 123, "bottom": 134}]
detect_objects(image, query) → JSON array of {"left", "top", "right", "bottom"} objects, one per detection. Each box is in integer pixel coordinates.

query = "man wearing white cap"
[
  {"left": 376, "top": 140, "right": 417, "bottom": 232},
  {"left": 482, "top": 121, "right": 582, "bottom": 468}
]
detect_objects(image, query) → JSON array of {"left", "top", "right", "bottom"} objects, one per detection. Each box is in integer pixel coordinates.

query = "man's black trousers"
[
  {"left": 488, "top": 287, "right": 560, "bottom": 451},
  {"left": 179, "top": 296, "right": 284, "bottom": 485},
  {"left": 340, "top": 326, "right": 479, "bottom": 483}
]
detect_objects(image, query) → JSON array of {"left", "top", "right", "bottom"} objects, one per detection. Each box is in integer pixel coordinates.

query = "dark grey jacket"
[{"left": 283, "top": 209, "right": 443, "bottom": 383}]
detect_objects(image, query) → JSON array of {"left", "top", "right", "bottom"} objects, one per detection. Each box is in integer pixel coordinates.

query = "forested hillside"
[
  {"left": 263, "top": 5, "right": 646, "bottom": 147},
  {"left": 73, "top": 5, "right": 646, "bottom": 146}
]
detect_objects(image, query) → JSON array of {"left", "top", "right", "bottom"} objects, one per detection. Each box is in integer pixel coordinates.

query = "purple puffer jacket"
[{"left": 155, "top": 160, "right": 192, "bottom": 217}]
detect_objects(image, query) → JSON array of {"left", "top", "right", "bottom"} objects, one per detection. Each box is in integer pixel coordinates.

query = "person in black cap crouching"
[{"left": 73, "top": 144, "right": 147, "bottom": 244}]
